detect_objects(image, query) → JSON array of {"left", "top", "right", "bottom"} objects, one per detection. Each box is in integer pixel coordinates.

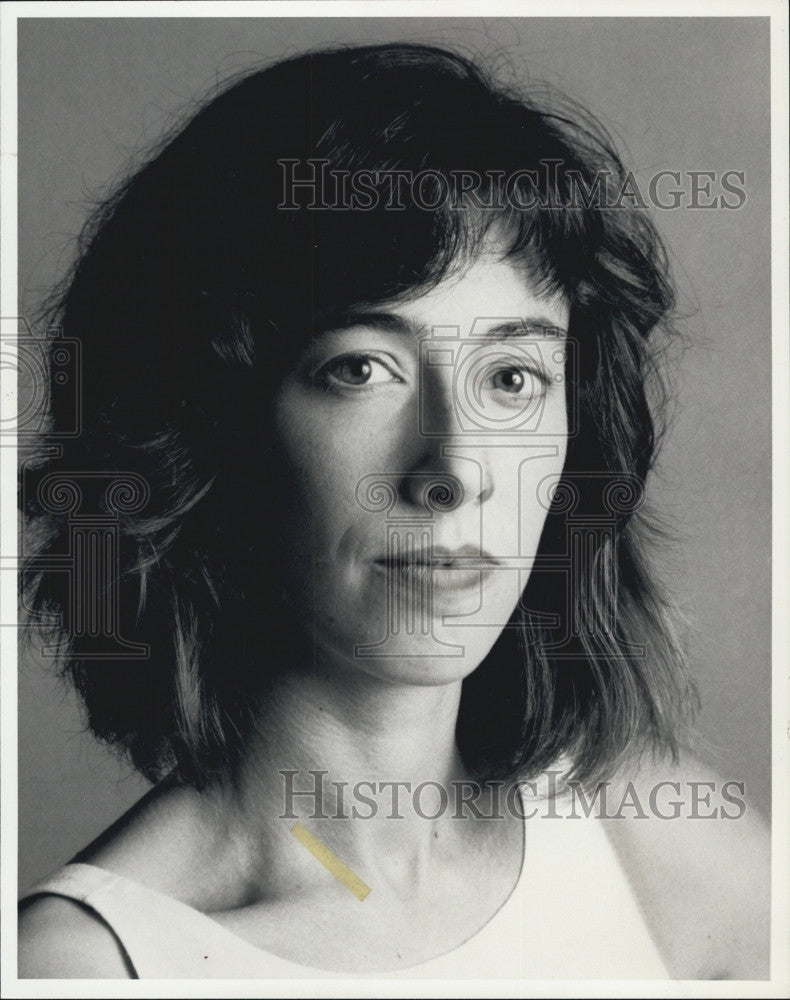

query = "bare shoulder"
[
  {"left": 600, "top": 753, "right": 770, "bottom": 980},
  {"left": 18, "top": 895, "right": 134, "bottom": 979}
]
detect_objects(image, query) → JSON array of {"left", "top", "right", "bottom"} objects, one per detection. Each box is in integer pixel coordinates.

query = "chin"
[
  {"left": 302, "top": 569, "right": 517, "bottom": 686},
  {"left": 321, "top": 618, "right": 505, "bottom": 688}
]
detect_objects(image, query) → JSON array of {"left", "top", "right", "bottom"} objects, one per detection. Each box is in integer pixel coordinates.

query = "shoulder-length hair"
[{"left": 20, "top": 42, "right": 697, "bottom": 788}]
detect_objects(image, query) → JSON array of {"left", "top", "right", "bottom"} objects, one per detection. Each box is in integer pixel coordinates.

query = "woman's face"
[{"left": 271, "top": 249, "right": 569, "bottom": 686}]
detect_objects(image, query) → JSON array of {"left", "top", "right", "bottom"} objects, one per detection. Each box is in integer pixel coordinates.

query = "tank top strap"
[
  {"left": 518, "top": 787, "right": 669, "bottom": 978},
  {"left": 20, "top": 807, "right": 670, "bottom": 980},
  {"left": 20, "top": 862, "right": 261, "bottom": 978}
]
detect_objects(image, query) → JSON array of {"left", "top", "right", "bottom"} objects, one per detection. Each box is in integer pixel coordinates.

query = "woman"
[{"left": 17, "top": 42, "right": 768, "bottom": 979}]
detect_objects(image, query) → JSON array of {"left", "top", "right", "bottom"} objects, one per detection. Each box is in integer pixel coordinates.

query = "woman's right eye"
[{"left": 315, "top": 353, "right": 401, "bottom": 390}]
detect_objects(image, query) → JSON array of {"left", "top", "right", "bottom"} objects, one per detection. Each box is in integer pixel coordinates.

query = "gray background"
[{"left": 17, "top": 17, "right": 771, "bottom": 891}]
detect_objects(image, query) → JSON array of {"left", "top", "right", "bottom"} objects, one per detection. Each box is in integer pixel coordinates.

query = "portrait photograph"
[{"left": 2, "top": 2, "right": 788, "bottom": 995}]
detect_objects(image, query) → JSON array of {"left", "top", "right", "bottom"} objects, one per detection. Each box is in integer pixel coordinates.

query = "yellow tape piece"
[{"left": 290, "top": 821, "right": 371, "bottom": 902}]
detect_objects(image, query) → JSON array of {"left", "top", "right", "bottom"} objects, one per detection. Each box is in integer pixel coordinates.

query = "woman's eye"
[
  {"left": 490, "top": 366, "right": 547, "bottom": 396},
  {"left": 317, "top": 354, "right": 399, "bottom": 389}
]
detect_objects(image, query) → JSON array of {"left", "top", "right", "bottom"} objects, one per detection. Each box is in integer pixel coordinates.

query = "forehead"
[{"left": 385, "top": 252, "right": 570, "bottom": 335}]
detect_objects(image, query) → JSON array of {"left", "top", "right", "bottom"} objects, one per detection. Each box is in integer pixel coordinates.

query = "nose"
[{"left": 398, "top": 370, "right": 493, "bottom": 512}]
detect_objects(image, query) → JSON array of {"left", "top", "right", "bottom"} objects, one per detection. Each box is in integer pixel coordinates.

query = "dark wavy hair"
[{"left": 20, "top": 42, "right": 697, "bottom": 788}]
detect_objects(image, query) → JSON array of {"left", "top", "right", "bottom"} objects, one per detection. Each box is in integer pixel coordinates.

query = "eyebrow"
[{"left": 316, "top": 309, "right": 567, "bottom": 340}]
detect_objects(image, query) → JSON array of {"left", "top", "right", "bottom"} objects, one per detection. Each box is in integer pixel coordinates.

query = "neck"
[{"left": 206, "top": 656, "right": 472, "bottom": 900}]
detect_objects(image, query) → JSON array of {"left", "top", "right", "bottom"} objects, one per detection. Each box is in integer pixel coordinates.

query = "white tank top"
[{"left": 20, "top": 801, "right": 669, "bottom": 979}]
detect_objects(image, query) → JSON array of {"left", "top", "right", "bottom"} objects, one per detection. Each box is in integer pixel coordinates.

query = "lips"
[
  {"left": 372, "top": 545, "right": 501, "bottom": 598},
  {"left": 374, "top": 544, "right": 501, "bottom": 569}
]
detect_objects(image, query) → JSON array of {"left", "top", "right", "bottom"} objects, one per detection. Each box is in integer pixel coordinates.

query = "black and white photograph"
[{"left": 2, "top": 2, "right": 788, "bottom": 993}]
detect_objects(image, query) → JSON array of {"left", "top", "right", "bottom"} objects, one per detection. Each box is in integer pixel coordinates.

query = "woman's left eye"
[
  {"left": 316, "top": 353, "right": 400, "bottom": 389},
  {"left": 489, "top": 366, "right": 548, "bottom": 395}
]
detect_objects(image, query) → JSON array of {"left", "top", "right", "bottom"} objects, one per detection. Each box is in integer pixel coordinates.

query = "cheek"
[
  {"left": 272, "top": 391, "right": 397, "bottom": 548},
  {"left": 523, "top": 450, "right": 567, "bottom": 549},
  {"left": 486, "top": 404, "right": 567, "bottom": 550}
]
